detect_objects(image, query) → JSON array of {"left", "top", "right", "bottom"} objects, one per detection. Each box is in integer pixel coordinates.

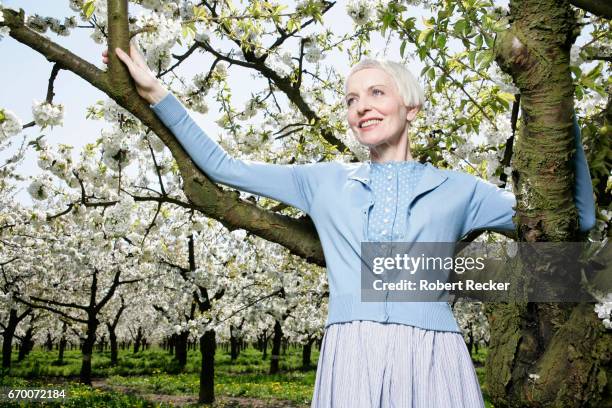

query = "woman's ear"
[{"left": 406, "top": 106, "right": 420, "bottom": 122}]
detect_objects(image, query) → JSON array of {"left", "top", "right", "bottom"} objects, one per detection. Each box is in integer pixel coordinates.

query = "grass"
[
  {"left": 0, "top": 377, "right": 165, "bottom": 407},
  {"left": 0, "top": 345, "right": 493, "bottom": 407}
]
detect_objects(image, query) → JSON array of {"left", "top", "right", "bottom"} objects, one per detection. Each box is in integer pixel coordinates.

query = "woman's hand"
[{"left": 102, "top": 41, "right": 168, "bottom": 105}]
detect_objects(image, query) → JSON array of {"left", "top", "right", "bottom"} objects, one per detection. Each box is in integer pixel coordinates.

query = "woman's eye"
[
  {"left": 346, "top": 98, "right": 355, "bottom": 106},
  {"left": 373, "top": 89, "right": 383, "bottom": 95}
]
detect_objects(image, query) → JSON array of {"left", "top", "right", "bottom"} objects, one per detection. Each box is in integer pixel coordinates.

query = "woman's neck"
[{"left": 370, "top": 147, "right": 415, "bottom": 164}]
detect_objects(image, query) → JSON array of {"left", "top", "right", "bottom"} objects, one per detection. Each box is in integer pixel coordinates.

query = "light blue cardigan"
[{"left": 151, "top": 93, "right": 596, "bottom": 333}]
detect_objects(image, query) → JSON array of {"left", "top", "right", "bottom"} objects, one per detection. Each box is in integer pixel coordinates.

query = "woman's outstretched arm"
[
  {"left": 150, "top": 92, "right": 315, "bottom": 213},
  {"left": 105, "top": 43, "right": 316, "bottom": 214},
  {"left": 461, "top": 112, "right": 597, "bottom": 236}
]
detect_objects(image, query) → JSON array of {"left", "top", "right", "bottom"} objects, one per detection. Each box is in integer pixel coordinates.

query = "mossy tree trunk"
[{"left": 487, "top": 1, "right": 611, "bottom": 406}]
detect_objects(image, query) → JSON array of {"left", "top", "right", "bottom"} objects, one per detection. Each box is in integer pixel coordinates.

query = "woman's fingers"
[
  {"left": 114, "top": 47, "right": 139, "bottom": 75},
  {"left": 129, "top": 40, "right": 148, "bottom": 69}
]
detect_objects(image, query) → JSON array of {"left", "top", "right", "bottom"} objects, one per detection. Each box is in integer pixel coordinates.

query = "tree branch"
[
  {"left": 2, "top": 9, "right": 109, "bottom": 91},
  {"left": 569, "top": 0, "right": 612, "bottom": 19}
]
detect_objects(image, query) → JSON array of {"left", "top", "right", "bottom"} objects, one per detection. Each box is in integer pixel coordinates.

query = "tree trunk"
[
  {"left": 168, "top": 335, "right": 175, "bottom": 355},
  {"left": 79, "top": 316, "right": 97, "bottom": 385},
  {"left": 269, "top": 320, "right": 282, "bottom": 374},
  {"left": 2, "top": 310, "right": 20, "bottom": 369},
  {"left": 302, "top": 338, "right": 314, "bottom": 369},
  {"left": 45, "top": 332, "right": 53, "bottom": 352},
  {"left": 106, "top": 322, "right": 118, "bottom": 366},
  {"left": 17, "top": 326, "right": 34, "bottom": 362},
  {"left": 58, "top": 335, "right": 67, "bottom": 365},
  {"left": 133, "top": 326, "right": 143, "bottom": 353},
  {"left": 230, "top": 325, "right": 240, "bottom": 361},
  {"left": 489, "top": 1, "right": 612, "bottom": 406},
  {"left": 199, "top": 329, "right": 216, "bottom": 403},
  {"left": 261, "top": 330, "right": 268, "bottom": 360},
  {"left": 175, "top": 331, "right": 189, "bottom": 369}
]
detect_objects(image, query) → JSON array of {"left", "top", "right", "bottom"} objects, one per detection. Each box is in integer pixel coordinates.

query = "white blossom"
[
  {"left": 27, "top": 176, "right": 52, "bottom": 200},
  {"left": 570, "top": 44, "right": 583, "bottom": 66},
  {"left": 141, "top": 0, "right": 164, "bottom": 10},
  {"left": 32, "top": 100, "right": 64, "bottom": 128},
  {"left": 528, "top": 373, "right": 540, "bottom": 381},
  {"left": 195, "top": 30, "right": 210, "bottom": 43},
  {"left": 346, "top": 0, "right": 373, "bottom": 25},
  {"left": 304, "top": 42, "right": 323, "bottom": 63},
  {"left": 68, "top": 0, "right": 84, "bottom": 12},
  {"left": 100, "top": 127, "right": 133, "bottom": 171},
  {"left": 0, "top": 4, "right": 8, "bottom": 41},
  {"left": 0, "top": 109, "right": 22, "bottom": 142},
  {"left": 133, "top": 12, "right": 182, "bottom": 71},
  {"left": 0, "top": 26, "right": 9, "bottom": 41},
  {"left": 594, "top": 293, "right": 612, "bottom": 330}
]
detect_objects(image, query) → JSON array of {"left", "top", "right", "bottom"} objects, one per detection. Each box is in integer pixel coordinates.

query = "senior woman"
[{"left": 104, "top": 44, "right": 595, "bottom": 407}]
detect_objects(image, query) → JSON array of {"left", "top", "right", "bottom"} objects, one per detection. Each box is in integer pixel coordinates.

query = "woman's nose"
[{"left": 356, "top": 98, "right": 371, "bottom": 115}]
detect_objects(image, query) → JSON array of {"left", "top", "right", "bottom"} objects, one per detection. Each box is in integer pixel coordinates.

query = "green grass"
[
  {"left": 105, "top": 347, "right": 317, "bottom": 405},
  {"left": 0, "top": 377, "right": 165, "bottom": 407},
  {"left": 0, "top": 345, "right": 494, "bottom": 406}
]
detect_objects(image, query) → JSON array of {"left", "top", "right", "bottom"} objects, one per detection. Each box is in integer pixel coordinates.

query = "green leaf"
[
  {"left": 570, "top": 65, "right": 583, "bottom": 78},
  {"left": 435, "top": 75, "right": 446, "bottom": 92},
  {"left": 0, "top": 109, "right": 5, "bottom": 123},
  {"left": 468, "top": 50, "right": 476, "bottom": 67},
  {"left": 400, "top": 40, "right": 407, "bottom": 58},
  {"left": 427, "top": 66, "right": 436, "bottom": 81},
  {"left": 193, "top": 5, "right": 208, "bottom": 21},
  {"left": 418, "top": 46, "right": 427, "bottom": 60},
  {"left": 436, "top": 33, "right": 447, "bottom": 49},
  {"left": 417, "top": 29, "right": 433, "bottom": 46},
  {"left": 83, "top": 0, "right": 96, "bottom": 19},
  {"left": 497, "top": 92, "right": 515, "bottom": 103},
  {"left": 454, "top": 19, "right": 466, "bottom": 35}
]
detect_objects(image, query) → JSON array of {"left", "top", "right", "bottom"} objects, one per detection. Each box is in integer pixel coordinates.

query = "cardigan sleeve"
[
  {"left": 461, "top": 112, "right": 597, "bottom": 236},
  {"left": 150, "top": 92, "right": 316, "bottom": 214}
]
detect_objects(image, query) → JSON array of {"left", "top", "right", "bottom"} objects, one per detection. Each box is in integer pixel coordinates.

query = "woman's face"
[{"left": 345, "top": 67, "right": 417, "bottom": 148}]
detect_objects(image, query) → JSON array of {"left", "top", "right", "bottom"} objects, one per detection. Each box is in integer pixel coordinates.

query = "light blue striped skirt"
[{"left": 311, "top": 320, "right": 485, "bottom": 408}]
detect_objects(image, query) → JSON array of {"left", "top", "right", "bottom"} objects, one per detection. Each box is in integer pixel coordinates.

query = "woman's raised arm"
[
  {"left": 461, "top": 112, "right": 597, "bottom": 236},
  {"left": 105, "top": 43, "right": 316, "bottom": 214},
  {"left": 150, "top": 92, "right": 315, "bottom": 214}
]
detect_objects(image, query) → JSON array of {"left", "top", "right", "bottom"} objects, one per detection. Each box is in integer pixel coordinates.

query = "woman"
[{"left": 103, "top": 44, "right": 595, "bottom": 407}]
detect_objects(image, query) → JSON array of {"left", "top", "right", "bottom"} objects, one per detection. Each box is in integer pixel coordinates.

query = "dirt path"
[{"left": 91, "top": 378, "right": 310, "bottom": 408}]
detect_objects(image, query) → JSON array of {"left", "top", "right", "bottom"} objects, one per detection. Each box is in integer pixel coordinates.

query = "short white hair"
[{"left": 344, "top": 58, "right": 425, "bottom": 109}]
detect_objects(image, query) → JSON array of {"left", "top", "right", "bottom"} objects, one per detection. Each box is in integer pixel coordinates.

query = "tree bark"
[
  {"left": 1, "top": 309, "right": 30, "bottom": 369},
  {"left": 17, "top": 326, "right": 34, "bottom": 362},
  {"left": 79, "top": 313, "right": 97, "bottom": 385},
  {"left": 199, "top": 329, "right": 216, "bottom": 403},
  {"left": 58, "top": 326, "right": 67, "bottom": 365},
  {"left": 230, "top": 324, "right": 240, "bottom": 361},
  {"left": 488, "top": 1, "right": 612, "bottom": 406},
  {"left": 302, "top": 337, "right": 315, "bottom": 369},
  {"left": 107, "top": 323, "right": 118, "bottom": 366},
  {"left": 270, "top": 320, "right": 283, "bottom": 374},
  {"left": 133, "top": 326, "right": 143, "bottom": 353},
  {"left": 174, "top": 331, "right": 189, "bottom": 369}
]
